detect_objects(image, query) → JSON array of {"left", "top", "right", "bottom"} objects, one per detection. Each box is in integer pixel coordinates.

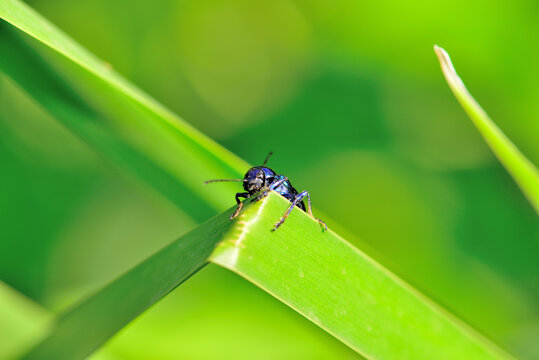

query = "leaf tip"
[
  {"left": 433, "top": 45, "right": 466, "bottom": 92},
  {"left": 433, "top": 45, "right": 451, "bottom": 71}
]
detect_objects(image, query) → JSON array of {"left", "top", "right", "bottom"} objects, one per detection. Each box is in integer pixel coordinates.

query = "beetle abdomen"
[{"left": 272, "top": 175, "right": 306, "bottom": 211}]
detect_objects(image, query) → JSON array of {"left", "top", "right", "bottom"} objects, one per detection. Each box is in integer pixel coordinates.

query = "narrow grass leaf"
[{"left": 434, "top": 45, "right": 539, "bottom": 213}]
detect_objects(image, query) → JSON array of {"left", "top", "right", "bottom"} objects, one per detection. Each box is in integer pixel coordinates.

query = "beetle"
[{"left": 205, "top": 152, "right": 327, "bottom": 231}]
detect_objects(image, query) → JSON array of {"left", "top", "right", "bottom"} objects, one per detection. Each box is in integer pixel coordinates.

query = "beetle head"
[
  {"left": 243, "top": 167, "right": 275, "bottom": 194},
  {"left": 204, "top": 152, "right": 276, "bottom": 194}
]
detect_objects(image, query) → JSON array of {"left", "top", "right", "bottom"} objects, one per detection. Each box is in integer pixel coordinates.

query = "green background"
[{"left": 1, "top": 0, "right": 537, "bottom": 359}]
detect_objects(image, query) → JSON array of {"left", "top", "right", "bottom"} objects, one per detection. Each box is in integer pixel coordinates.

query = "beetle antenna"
[
  {"left": 262, "top": 151, "right": 273, "bottom": 166},
  {"left": 204, "top": 179, "right": 245, "bottom": 185}
]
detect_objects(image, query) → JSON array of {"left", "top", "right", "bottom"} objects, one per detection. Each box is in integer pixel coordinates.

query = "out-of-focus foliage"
[{"left": 0, "top": 0, "right": 537, "bottom": 359}]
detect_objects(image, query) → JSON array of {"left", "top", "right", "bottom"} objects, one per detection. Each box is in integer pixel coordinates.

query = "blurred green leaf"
[
  {"left": 434, "top": 45, "right": 539, "bottom": 213},
  {"left": 0, "top": 282, "right": 52, "bottom": 359},
  {"left": 21, "top": 209, "right": 231, "bottom": 360},
  {"left": 0, "top": 0, "right": 248, "bottom": 222}
]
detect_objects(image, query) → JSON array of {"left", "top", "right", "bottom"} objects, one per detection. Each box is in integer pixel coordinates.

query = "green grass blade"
[
  {"left": 22, "top": 193, "right": 512, "bottom": 360},
  {"left": 209, "top": 192, "right": 512, "bottom": 360},
  {"left": 0, "top": 0, "right": 249, "bottom": 221},
  {"left": 434, "top": 45, "right": 539, "bottom": 213},
  {"left": 21, "top": 210, "right": 233, "bottom": 360}
]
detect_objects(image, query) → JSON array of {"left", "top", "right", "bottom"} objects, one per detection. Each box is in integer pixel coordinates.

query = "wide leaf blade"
[
  {"left": 210, "top": 192, "right": 511, "bottom": 360},
  {"left": 23, "top": 193, "right": 512, "bottom": 359}
]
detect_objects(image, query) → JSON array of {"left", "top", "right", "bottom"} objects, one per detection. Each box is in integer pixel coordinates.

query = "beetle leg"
[
  {"left": 303, "top": 191, "right": 327, "bottom": 231},
  {"left": 273, "top": 191, "right": 327, "bottom": 231},
  {"left": 230, "top": 192, "right": 249, "bottom": 220},
  {"left": 273, "top": 191, "right": 306, "bottom": 231},
  {"left": 252, "top": 177, "right": 289, "bottom": 203},
  {"left": 269, "top": 177, "right": 288, "bottom": 190}
]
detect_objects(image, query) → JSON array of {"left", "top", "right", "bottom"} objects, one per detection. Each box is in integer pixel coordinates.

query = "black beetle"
[{"left": 205, "top": 152, "right": 327, "bottom": 231}]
